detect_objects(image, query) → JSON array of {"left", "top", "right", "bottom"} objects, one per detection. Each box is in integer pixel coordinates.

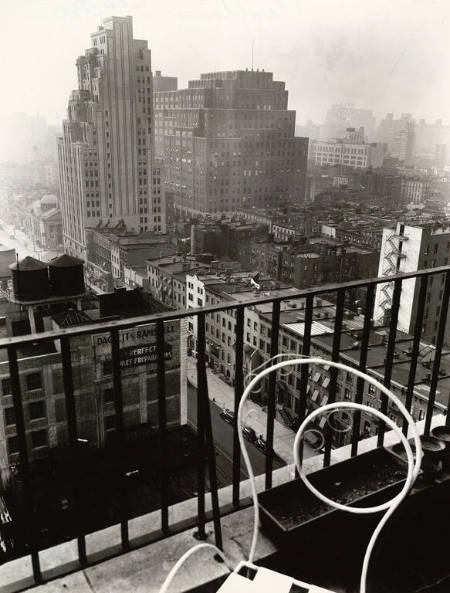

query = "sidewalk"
[{"left": 186, "top": 355, "right": 315, "bottom": 464}]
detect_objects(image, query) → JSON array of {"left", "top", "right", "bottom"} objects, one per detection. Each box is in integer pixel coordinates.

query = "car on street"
[
  {"left": 219, "top": 408, "right": 235, "bottom": 425},
  {"left": 242, "top": 425, "right": 257, "bottom": 443}
]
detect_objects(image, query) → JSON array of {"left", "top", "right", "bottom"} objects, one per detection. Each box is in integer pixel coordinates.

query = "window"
[
  {"left": 368, "top": 383, "right": 376, "bottom": 395},
  {"left": 104, "top": 388, "right": 114, "bottom": 403},
  {"left": 7, "top": 436, "right": 19, "bottom": 455},
  {"left": 31, "top": 430, "right": 47, "bottom": 449},
  {"left": 1, "top": 377, "right": 11, "bottom": 395},
  {"left": 344, "top": 388, "right": 352, "bottom": 400},
  {"left": 105, "top": 415, "right": 116, "bottom": 430},
  {"left": 103, "top": 360, "right": 113, "bottom": 375},
  {"left": 29, "top": 401, "right": 45, "bottom": 420},
  {"left": 26, "top": 373, "right": 42, "bottom": 391},
  {"left": 418, "top": 409, "right": 425, "bottom": 421},
  {"left": 4, "top": 407, "right": 15, "bottom": 426}
]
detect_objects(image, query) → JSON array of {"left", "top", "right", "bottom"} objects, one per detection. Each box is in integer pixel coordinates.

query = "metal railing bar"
[
  {"left": 60, "top": 335, "right": 88, "bottom": 566},
  {"left": 297, "top": 293, "right": 313, "bottom": 466},
  {"left": 323, "top": 287, "right": 345, "bottom": 467},
  {"left": 195, "top": 317, "right": 206, "bottom": 540},
  {"left": 156, "top": 320, "right": 169, "bottom": 535},
  {"left": 232, "top": 305, "right": 244, "bottom": 509},
  {"left": 1, "top": 266, "right": 449, "bottom": 349},
  {"left": 351, "top": 284, "right": 375, "bottom": 456},
  {"left": 265, "top": 300, "right": 280, "bottom": 489},
  {"left": 425, "top": 270, "right": 450, "bottom": 435},
  {"left": 197, "top": 314, "right": 223, "bottom": 549},
  {"left": 403, "top": 275, "right": 428, "bottom": 435},
  {"left": 7, "top": 344, "right": 43, "bottom": 584},
  {"left": 377, "top": 278, "right": 402, "bottom": 447},
  {"left": 110, "top": 329, "right": 129, "bottom": 551}
]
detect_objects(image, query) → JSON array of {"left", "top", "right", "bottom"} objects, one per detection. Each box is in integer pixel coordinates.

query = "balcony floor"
[
  {"left": 3, "top": 424, "right": 448, "bottom": 593},
  {"left": 8, "top": 476, "right": 449, "bottom": 593},
  {"left": 188, "top": 477, "right": 450, "bottom": 593}
]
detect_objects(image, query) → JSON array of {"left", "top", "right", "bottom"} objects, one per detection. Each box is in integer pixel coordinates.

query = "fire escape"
[{"left": 377, "top": 231, "right": 408, "bottom": 323}]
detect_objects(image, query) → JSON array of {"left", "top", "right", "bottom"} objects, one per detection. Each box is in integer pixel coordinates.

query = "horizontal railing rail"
[
  {"left": 0, "top": 265, "right": 448, "bottom": 349},
  {"left": 0, "top": 265, "right": 449, "bottom": 590}
]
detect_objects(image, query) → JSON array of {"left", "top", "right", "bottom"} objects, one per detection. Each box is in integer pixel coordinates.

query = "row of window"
[
  {"left": 8, "top": 430, "right": 47, "bottom": 454},
  {"left": 1, "top": 372, "right": 41, "bottom": 395},
  {"left": 4, "top": 400, "right": 45, "bottom": 426}
]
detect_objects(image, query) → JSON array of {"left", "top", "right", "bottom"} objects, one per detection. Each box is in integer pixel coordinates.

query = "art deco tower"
[{"left": 58, "top": 16, "right": 164, "bottom": 259}]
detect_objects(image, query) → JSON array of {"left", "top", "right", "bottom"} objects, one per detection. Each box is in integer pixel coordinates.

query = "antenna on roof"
[{"left": 251, "top": 40, "right": 254, "bottom": 71}]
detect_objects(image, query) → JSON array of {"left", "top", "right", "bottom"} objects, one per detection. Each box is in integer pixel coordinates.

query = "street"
[
  {"left": 187, "top": 384, "right": 284, "bottom": 483},
  {"left": 0, "top": 224, "right": 60, "bottom": 262},
  {"left": 186, "top": 355, "right": 316, "bottom": 464}
]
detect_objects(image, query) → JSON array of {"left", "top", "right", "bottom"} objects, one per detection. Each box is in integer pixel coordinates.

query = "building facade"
[
  {"left": 58, "top": 16, "right": 163, "bottom": 260},
  {"left": 154, "top": 69, "right": 308, "bottom": 215},
  {"left": 308, "top": 138, "right": 385, "bottom": 169},
  {"left": 374, "top": 222, "right": 450, "bottom": 346},
  {"left": 0, "top": 280, "right": 186, "bottom": 485},
  {"left": 23, "top": 194, "right": 63, "bottom": 251}
]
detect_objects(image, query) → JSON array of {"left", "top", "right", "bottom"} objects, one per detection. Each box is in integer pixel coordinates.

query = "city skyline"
[{"left": 0, "top": 0, "right": 449, "bottom": 131}]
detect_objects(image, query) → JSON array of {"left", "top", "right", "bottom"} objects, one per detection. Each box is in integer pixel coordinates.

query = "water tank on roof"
[
  {"left": 49, "top": 254, "right": 85, "bottom": 297},
  {"left": 9, "top": 256, "right": 51, "bottom": 302}
]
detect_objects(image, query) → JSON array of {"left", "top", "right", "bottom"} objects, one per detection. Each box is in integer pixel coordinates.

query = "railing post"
[
  {"left": 232, "top": 305, "right": 244, "bottom": 509},
  {"left": 265, "top": 300, "right": 280, "bottom": 490},
  {"left": 297, "top": 294, "right": 313, "bottom": 466},
  {"left": 324, "top": 287, "right": 345, "bottom": 467},
  {"left": 7, "top": 344, "right": 42, "bottom": 584},
  {"left": 195, "top": 315, "right": 206, "bottom": 540},
  {"left": 378, "top": 278, "right": 402, "bottom": 447},
  {"left": 156, "top": 320, "right": 169, "bottom": 535},
  {"left": 195, "top": 313, "right": 222, "bottom": 548},
  {"left": 403, "top": 275, "right": 428, "bottom": 435},
  {"left": 111, "top": 329, "right": 129, "bottom": 551},
  {"left": 60, "top": 335, "right": 87, "bottom": 566},
  {"left": 351, "top": 284, "right": 375, "bottom": 456},
  {"left": 425, "top": 271, "right": 450, "bottom": 434}
]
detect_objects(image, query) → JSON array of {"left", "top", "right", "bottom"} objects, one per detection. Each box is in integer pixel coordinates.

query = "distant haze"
[{"left": 1, "top": 0, "right": 449, "bottom": 129}]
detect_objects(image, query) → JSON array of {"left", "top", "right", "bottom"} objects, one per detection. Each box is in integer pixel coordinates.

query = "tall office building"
[
  {"left": 377, "top": 113, "right": 416, "bottom": 162},
  {"left": 374, "top": 222, "right": 450, "bottom": 346},
  {"left": 58, "top": 16, "right": 164, "bottom": 259},
  {"left": 154, "top": 69, "right": 308, "bottom": 216},
  {"left": 324, "top": 104, "right": 376, "bottom": 142}
]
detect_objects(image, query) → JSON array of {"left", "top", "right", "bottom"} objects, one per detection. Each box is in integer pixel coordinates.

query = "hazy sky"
[{"left": 1, "top": 0, "right": 449, "bottom": 127}]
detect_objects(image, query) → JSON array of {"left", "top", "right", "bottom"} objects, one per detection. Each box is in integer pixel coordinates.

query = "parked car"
[
  {"left": 219, "top": 408, "right": 235, "bottom": 425},
  {"left": 255, "top": 436, "right": 267, "bottom": 453},
  {"left": 242, "top": 425, "right": 257, "bottom": 443}
]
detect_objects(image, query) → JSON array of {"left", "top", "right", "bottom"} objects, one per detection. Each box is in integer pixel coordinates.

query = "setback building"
[
  {"left": 154, "top": 69, "right": 308, "bottom": 215},
  {"left": 58, "top": 16, "right": 164, "bottom": 260}
]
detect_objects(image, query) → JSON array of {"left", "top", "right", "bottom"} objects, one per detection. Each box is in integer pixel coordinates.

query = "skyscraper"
[
  {"left": 154, "top": 69, "right": 308, "bottom": 216},
  {"left": 58, "top": 16, "right": 163, "bottom": 259}
]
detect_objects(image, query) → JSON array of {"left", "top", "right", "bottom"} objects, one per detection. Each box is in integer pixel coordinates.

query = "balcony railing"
[{"left": 0, "top": 265, "right": 449, "bottom": 591}]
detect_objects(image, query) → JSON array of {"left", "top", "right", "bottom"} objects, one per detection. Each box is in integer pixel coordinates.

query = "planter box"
[{"left": 259, "top": 447, "right": 407, "bottom": 546}]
